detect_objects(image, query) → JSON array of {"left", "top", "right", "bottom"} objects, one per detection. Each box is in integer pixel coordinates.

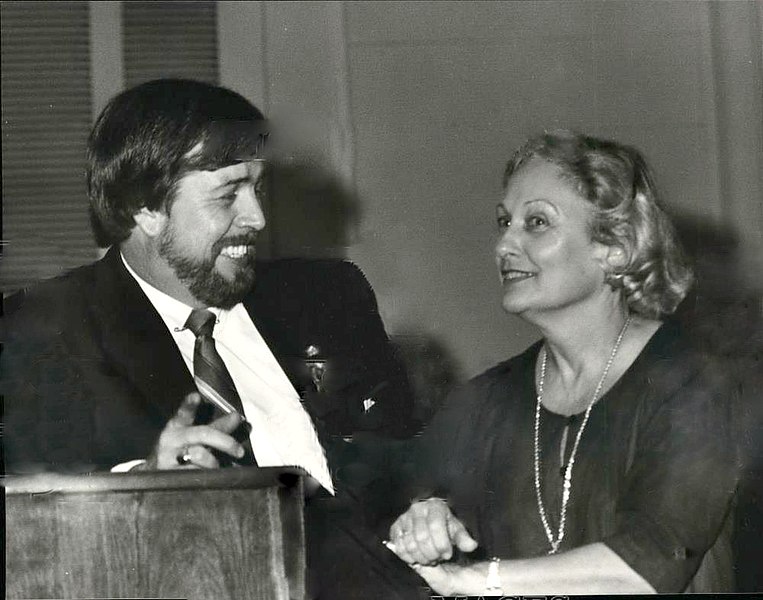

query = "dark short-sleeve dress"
[{"left": 413, "top": 320, "right": 739, "bottom": 593}]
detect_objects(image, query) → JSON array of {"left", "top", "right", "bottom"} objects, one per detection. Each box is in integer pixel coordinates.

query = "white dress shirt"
[{"left": 118, "top": 254, "right": 333, "bottom": 493}]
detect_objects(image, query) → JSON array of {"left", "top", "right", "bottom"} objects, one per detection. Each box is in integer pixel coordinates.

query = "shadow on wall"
[
  {"left": 390, "top": 334, "right": 463, "bottom": 427},
  {"left": 674, "top": 214, "right": 762, "bottom": 359},
  {"left": 672, "top": 214, "right": 763, "bottom": 593},
  {"left": 267, "top": 160, "right": 360, "bottom": 260}
]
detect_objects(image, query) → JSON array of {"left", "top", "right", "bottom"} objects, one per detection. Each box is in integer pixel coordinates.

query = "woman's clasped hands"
[
  {"left": 388, "top": 497, "right": 478, "bottom": 565},
  {"left": 386, "top": 498, "right": 484, "bottom": 595}
]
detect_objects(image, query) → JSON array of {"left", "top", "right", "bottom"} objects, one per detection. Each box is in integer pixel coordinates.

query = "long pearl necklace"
[{"left": 533, "top": 315, "right": 632, "bottom": 554}]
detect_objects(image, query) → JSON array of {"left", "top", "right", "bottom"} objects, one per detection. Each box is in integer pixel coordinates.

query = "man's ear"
[{"left": 133, "top": 207, "right": 167, "bottom": 238}]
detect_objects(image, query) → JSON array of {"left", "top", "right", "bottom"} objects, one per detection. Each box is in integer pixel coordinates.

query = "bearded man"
[{"left": 2, "top": 79, "right": 421, "bottom": 599}]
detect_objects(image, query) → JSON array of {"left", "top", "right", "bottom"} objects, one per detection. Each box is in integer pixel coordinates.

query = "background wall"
[
  {"left": 220, "top": 1, "right": 763, "bottom": 379},
  {"left": 2, "top": 1, "right": 762, "bottom": 382}
]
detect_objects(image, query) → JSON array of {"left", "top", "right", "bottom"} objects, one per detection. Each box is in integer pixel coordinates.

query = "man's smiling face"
[{"left": 156, "top": 160, "right": 267, "bottom": 308}]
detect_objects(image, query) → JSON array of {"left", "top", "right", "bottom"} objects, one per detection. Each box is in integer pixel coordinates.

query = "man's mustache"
[{"left": 211, "top": 234, "right": 259, "bottom": 255}]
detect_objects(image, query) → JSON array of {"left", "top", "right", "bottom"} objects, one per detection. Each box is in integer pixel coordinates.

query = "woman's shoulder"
[
  {"left": 629, "top": 317, "right": 732, "bottom": 402},
  {"left": 641, "top": 317, "right": 717, "bottom": 369}
]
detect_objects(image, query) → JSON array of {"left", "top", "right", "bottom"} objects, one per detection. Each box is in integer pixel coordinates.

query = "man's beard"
[{"left": 158, "top": 226, "right": 258, "bottom": 309}]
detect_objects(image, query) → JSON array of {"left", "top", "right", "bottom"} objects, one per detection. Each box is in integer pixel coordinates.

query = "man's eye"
[
  {"left": 219, "top": 189, "right": 237, "bottom": 203},
  {"left": 496, "top": 215, "right": 511, "bottom": 230}
]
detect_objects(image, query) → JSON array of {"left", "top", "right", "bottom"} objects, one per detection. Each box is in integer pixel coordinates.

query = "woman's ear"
[
  {"left": 133, "top": 207, "right": 167, "bottom": 238},
  {"left": 605, "top": 245, "right": 629, "bottom": 270}
]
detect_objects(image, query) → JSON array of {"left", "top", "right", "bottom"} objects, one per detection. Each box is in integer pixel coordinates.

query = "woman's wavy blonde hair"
[{"left": 503, "top": 130, "right": 693, "bottom": 318}]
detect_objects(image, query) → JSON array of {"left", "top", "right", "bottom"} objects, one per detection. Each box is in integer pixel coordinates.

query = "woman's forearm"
[
  {"left": 423, "top": 542, "right": 656, "bottom": 596},
  {"left": 499, "top": 543, "right": 655, "bottom": 594}
]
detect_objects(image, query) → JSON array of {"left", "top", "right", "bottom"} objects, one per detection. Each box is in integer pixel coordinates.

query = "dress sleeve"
[{"left": 603, "top": 363, "right": 739, "bottom": 592}]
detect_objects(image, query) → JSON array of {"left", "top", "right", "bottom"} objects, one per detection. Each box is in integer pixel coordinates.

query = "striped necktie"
[{"left": 185, "top": 308, "right": 255, "bottom": 465}]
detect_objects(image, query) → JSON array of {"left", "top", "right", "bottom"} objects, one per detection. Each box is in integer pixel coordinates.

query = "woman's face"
[{"left": 494, "top": 157, "right": 610, "bottom": 319}]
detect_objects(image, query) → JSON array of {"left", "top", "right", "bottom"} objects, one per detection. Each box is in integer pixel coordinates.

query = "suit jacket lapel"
[
  {"left": 244, "top": 272, "right": 315, "bottom": 398},
  {"left": 90, "top": 248, "right": 195, "bottom": 422},
  {"left": 244, "top": 293, "right": 300, "bottom": 388}
]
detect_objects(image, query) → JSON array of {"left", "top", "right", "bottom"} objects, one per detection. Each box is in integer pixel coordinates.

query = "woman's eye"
[
  {"left": 496, "top": 215, "right": 511, "bottom": 230},
  {"left": 526, "top": 215, "right": 548, "bottom": 230}
]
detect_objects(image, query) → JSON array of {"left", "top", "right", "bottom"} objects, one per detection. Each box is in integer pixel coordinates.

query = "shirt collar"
[{"left": 120, "top": 252, "right": 231, "bottom": 333}]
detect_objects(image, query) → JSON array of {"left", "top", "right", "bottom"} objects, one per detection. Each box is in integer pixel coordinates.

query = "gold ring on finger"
[{"left": 176, "top": 447, "right": 192, "bottom": 465}]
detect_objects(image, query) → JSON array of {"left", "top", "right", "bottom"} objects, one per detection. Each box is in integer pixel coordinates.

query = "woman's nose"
[{"left": 495, "top": 227, "right": 521, "bottom": 258}]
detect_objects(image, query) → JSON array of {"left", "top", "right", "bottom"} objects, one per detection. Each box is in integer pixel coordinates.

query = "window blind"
[
  {"left": 123, "top": 1, "right": 218, "bottom": 87},
  {"left": 1, "top": 1, "right": 94, "bottom": 294},
  {"left": 1, "top": 1, "right": 221, "bottom": 295}
]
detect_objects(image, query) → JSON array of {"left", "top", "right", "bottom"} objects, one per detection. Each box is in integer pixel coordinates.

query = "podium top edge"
[{"left": 2, "top": 466, "right": 305, "bottom": 495}]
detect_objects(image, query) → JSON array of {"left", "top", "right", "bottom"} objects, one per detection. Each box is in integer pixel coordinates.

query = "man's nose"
[{"left": 234, "top": 184, "right": 266, "bottom": 231}]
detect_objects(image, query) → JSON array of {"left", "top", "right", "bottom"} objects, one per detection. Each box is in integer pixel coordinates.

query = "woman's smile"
[{"left": 500, "top": 268, "right": 537, "bottom": 284}]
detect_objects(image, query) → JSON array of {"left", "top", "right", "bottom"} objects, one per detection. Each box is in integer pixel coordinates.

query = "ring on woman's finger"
[{"left": 176, "top": 447, "right": 193, "bottom": 465}]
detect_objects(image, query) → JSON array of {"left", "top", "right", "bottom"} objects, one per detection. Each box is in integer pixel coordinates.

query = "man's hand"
[
  {"left": 142, "top": 392, "right": 246, "bottom": 470},
  {"left": 387, "top": 497, "right": 478, "bottom": 565}
]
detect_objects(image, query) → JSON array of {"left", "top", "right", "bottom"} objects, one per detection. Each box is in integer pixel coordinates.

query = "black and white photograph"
[{"left": 2, "top": 1, "right": 761, "bottom": 599}]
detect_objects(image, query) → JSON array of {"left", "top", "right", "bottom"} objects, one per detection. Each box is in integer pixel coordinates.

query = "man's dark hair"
[{"left": 87, "top": 78, "right": 267, "bottom": 247}]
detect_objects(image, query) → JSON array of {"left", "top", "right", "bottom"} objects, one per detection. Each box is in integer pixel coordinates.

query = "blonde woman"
[{"left": 387, "top": 131, "right": 737, "bottom": 594}]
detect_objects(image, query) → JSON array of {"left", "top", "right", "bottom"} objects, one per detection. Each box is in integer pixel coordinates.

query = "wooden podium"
[{"left": 5, "top": 467, "right": 305, "bottom": 600}]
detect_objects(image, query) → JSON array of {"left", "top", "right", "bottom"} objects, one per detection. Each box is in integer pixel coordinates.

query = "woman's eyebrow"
[{"left": 523, "top": 198, "right": 560, "bottom": 213}]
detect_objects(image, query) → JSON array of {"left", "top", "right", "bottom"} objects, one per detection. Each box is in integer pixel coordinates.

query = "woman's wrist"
[{"left": 454, "top": 561, "right": 501, "bottom": 596}]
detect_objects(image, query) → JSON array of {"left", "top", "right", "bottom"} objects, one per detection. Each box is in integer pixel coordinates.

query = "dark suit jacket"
[{"left": 1, "top": 247, "right": 415, "bottom": 474}]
